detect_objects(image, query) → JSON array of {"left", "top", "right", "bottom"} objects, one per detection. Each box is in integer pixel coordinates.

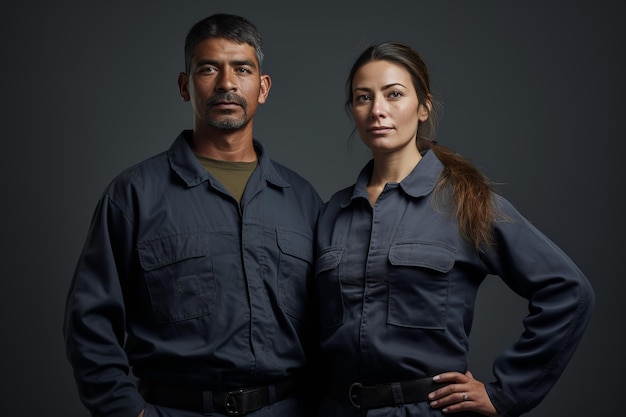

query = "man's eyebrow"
[
  {"left": 231, "top": 59, "right": 257, "bottom": 68},
  {"left": 194, "top": 59, "right": 218, "bottom": 67},
  {"left": 194, "top": 59, "right": 257, "bottom": 68}
]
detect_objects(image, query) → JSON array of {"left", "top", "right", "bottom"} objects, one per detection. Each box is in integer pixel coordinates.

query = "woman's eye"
[
  {"left": 389, "top": 91, "right": 403, "bottom": 98},
  {"left": 356, "top": 94, "right": 371, "bottom": 102}
]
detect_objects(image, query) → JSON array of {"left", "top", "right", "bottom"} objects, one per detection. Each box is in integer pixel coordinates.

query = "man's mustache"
[{"left": 206, "top": 92, "right": 247, "bottom": 108}]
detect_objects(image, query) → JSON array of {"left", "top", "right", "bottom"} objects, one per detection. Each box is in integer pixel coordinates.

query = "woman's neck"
[
  {"left": 367, "top": 149, "right": 422, "bottom": 205},
  {"left": 369, "top": 149, "right": 422, "bottom": 187}
]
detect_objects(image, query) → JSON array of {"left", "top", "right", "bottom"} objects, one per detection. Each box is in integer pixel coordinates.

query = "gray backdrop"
[{"left": 2, "top": 1, "right": 623, "bottom": 416}]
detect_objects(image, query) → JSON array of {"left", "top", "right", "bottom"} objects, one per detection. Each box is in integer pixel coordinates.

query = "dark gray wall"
[{"left": 2, "top": 1, "right": 623, "bottom": 415}]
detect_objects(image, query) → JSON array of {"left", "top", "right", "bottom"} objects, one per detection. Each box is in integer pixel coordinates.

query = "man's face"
[{"left": 178, "top": 38, "right": 270, "bottom": 131}]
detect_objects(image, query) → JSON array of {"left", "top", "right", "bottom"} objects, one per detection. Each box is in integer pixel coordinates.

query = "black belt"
[
  {"left": 140, "top": 377, "right": 299, "bottom": 415},
  {"left": 349, "top": 377, "right": 450, "bottom": 409}
]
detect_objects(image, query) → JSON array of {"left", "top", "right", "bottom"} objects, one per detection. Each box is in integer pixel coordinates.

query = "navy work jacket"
[
  {"left": 314, "top": 150, "right": 594, "bottom": 417},
  {"left": 64, "top": 130, "right": 323, "bottom": 417}
]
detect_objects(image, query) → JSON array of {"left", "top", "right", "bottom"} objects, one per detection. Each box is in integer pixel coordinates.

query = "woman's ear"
[{"left": 418, "top": 94, "right": 432, "bottom": 122}]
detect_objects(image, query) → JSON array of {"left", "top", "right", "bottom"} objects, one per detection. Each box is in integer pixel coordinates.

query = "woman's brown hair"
[{"left": 345, "top": 41, "right": 496, "bottom": 250}]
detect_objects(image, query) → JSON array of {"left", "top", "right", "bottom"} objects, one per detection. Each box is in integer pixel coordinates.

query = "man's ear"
[
  {"left": 178, "top": 72, "right": 190, "bottom": 101},
  {"left": 258, "top": 74, "right": 272, "bottom": 104}
]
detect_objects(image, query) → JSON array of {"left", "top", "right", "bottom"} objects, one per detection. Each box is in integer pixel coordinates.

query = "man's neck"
[{"left": 190, "top": 125, "right": 257, "bottom": 162}]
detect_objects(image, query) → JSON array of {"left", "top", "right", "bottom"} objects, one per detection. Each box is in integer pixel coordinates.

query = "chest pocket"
[
  {"left": 315, "top": 248, "right": 344, "bottom": 329},
  {"left": 387, "top": 241, "right": 455, "bottom": 329},
  {"left": 276, "top": 228, "right": 314, "bottom": 321},
  {"left": 138, "top": 233, "right": 216, "bottom": 323}
]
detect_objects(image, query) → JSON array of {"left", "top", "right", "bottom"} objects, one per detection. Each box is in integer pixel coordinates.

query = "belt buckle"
[
  {"left": 224, "top": 389, "right": 245, "bottom": 415},
  {"left": 348, "top": 382, "right": 363, "bottom": 409}
]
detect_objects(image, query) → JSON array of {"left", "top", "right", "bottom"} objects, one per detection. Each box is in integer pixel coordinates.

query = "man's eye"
[{"left": 237, "top": 67, "right": 252, "bottom": 74}]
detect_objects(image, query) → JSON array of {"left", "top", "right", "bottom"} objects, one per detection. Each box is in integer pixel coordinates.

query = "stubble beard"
[
  {"left": 205, "top": 92, "right": 249, "bottom": 130},
  {"left": 206, "top": 110, "right": 248, "bottom": 130}
]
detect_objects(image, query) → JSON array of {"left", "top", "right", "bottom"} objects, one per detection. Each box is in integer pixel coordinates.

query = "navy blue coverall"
[
  {"left": 64, "top": 130, "right": 323, "bottom": 417},
  {"left": 314, "top": 150, "right": 595, "bottom": 417}
]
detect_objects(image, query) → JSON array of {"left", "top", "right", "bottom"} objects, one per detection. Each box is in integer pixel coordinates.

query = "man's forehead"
[{"left": 192, "top": 38, "right": 257, "bottom": 62}]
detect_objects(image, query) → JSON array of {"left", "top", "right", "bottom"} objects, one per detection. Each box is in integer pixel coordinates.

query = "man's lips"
[
  {"left": 212, "top": 101, "right": 240, "bottom": 107},
  {"left": 207, "top": 93, "right": 246, "bottom": 108}
]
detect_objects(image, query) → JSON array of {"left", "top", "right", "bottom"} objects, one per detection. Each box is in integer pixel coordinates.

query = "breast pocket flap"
[
  {"left": 389, "top": 242, "right": 455, "bottom": 273},
  {"left": 276, "top": 229, "right": 314, "bottom": 264},
  {"left": 137, "top": 233, "right": 208, "bottom": 271},
  {"left": 316, "top": 248, "right": 343, "bottom": 274}
]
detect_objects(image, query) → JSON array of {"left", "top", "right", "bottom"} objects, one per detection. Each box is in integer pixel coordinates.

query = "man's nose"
[{"left": 215, "top": 70, "right": 237, "bottom": 91}]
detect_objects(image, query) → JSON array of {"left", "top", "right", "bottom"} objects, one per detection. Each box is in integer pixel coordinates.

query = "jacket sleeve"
[
  {"left": 481, "top": 196, "right": 595, "bottom": 417},
  {"left": 63, "top": 192, "right": 145, "bottom": 417}
]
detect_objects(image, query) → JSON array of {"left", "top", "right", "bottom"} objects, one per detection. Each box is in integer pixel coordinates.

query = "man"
[{"left": 64, "top": 14, "right": 322, "bottom": 417}]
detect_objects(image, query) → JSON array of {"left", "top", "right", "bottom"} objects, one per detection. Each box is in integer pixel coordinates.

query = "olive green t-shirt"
[{"left": 195, "top": 155, "right": 257, "bottom": 203}]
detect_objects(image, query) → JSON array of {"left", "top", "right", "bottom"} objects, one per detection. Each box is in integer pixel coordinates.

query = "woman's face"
[{"left": 351, "top": 60, "right": 429, "bottom": 156}]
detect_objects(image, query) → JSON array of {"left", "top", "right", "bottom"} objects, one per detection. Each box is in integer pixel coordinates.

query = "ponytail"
[{"left": 419, "top": 138, "right": 496, "bottom": 250}]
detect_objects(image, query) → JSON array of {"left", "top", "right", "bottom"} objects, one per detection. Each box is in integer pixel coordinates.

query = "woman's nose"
[{"left": 370, "top": 98, "right": 386, "bottom": 118}]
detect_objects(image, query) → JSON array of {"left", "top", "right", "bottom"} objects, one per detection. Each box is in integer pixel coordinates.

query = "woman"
[{"left": 314, "top": 42, "right": 594, "bottom": 417}]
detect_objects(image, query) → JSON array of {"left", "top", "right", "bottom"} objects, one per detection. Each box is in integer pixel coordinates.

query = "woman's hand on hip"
[{"left": 428, "top": 370, "right": 501, "bottom": 416}]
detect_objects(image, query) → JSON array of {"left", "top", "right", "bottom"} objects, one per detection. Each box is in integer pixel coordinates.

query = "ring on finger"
[{"left": 462, "top": 392, "right": 468, "bottom": 401}]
